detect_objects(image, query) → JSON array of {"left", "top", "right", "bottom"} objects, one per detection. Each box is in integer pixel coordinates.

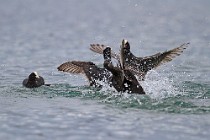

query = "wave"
[{"left": 3, "top": 71, "right": 210, "bottom": 114}]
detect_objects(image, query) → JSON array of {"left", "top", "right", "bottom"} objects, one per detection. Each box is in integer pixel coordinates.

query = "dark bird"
[
  {"left": 90, "top": 40, "right": 189, "bottom": 80},
  {"left": 103, "top": 47, "right": 145, "bottom": 94},
  {"left": 57, "top": 61, "right": 111, "bottom": 88},
  {"left": 23, "top": 72, "right": 46, "bottom": 88},
  {"left": 57, "top": 48, "right": 145, "bottom": 94}
]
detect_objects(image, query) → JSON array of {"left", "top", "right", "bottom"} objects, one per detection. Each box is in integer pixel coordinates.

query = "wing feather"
[
  {"left": 57, "top": 61, "right": 89, "bottom": 74},
  {"left": 148, "top": 42, "right": 190, "bottom": 68},
  {"left": 90, "top": 44, "right": 120, "bottom": 60},
  {"left": 127, "top": 43, "right": 190, "bottom": 74}
]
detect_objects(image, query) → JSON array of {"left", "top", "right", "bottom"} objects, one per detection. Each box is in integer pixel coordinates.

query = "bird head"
[
  {"left": 103, "top": 47, "right": 112, "bottom": 61},
  {"left": 28, "top": 71, "right": 40, "bottom": 80}
]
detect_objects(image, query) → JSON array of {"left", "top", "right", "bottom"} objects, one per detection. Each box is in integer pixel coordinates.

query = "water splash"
[
  {"left": 141, "top": 70, "right": 179, "bottom": 99},
  {"left": 4, "top": 74, "right": 210, "bottom": 114}
]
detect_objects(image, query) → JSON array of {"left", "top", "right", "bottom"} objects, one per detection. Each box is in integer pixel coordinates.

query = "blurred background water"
[{"left": 0, "top": 0, "right": 210, "bottom": 140}]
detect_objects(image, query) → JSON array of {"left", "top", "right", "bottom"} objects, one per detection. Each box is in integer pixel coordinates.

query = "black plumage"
[
  {"left": 103, "top": 47, "right": 145, "bottom": 94},
  {"left": 23, "top": 72, "right": 45, "bottom": 88},
  {"left": 90, "top": 40, "right": 189, "bottom": 80}
]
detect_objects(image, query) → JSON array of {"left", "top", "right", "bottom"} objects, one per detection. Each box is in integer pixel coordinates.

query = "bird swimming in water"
[
  {"left": 103, "top": 47, "right": 145, "bottom": 94},
  {"left": 90, "top": 39, "right": 189, "bottom": 80},
  {"left": 23, "top": 72, "right": 47, "bottom": 88}
]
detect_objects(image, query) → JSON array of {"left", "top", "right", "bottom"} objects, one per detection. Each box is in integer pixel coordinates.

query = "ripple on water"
[
  {"left": 5, "top": 74, "right": 209, "bottom": 114},
  {"left": 1, "top": 69, "right": 210, "bottom": 115}
]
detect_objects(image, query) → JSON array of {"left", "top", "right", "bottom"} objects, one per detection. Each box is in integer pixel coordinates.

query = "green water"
[{"left": 1, "top": 0, "right": 210, "bottom": 139}]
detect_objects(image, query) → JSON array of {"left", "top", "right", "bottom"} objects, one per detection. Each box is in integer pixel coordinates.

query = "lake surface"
[{"left": 0, "top": 0, "right": 210, "bottom": 140}]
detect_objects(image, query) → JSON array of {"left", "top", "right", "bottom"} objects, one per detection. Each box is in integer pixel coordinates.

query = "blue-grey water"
[{"left": 0, "top": 0, "right": 210, "bottom": 140}]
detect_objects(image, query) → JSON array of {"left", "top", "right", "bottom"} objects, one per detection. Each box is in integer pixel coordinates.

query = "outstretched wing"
[
  {"left": 58, "top": 61, "right": 99, "bottom": 86},
  {"left": 58, "top": 61, "right": 110, "bottom": 85},
  {"left": 127, "top": 43, "right": 190, "bottom": 73},
  {"left": 57, "top": 61, "right": 95, "bottom": 74},
  {"left": 90, "top": 44, "right": 120, "bottom": 60}
]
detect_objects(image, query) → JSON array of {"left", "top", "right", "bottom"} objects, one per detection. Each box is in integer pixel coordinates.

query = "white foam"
[
  {"left": 94, "top": 69, "right": 179, "bottom": 100},
  {"left": 141, "top": 70, "right": 178, "bottom": 99}
]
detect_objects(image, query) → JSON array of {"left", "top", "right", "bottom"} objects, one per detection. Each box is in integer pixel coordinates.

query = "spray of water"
[
  {"left": 141, "top": 70, "right": 178, "bottom": 100},
  {"left": 82, "top": 69, "right": 181, "bottom": 101}
]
